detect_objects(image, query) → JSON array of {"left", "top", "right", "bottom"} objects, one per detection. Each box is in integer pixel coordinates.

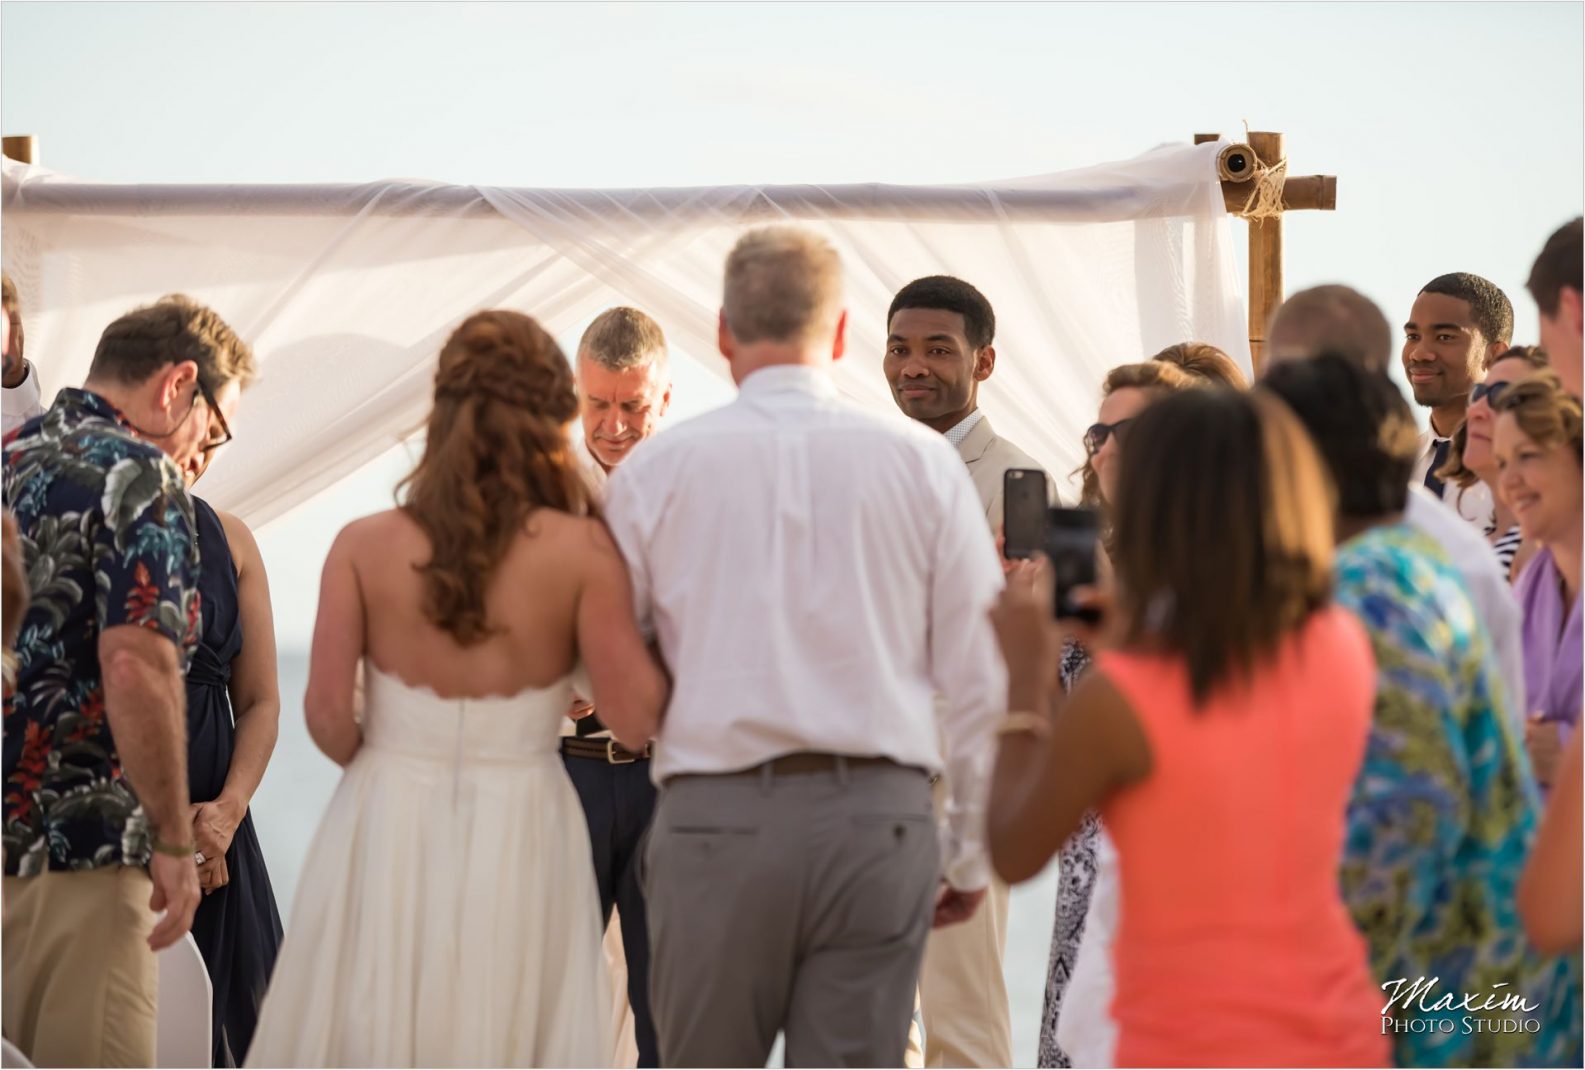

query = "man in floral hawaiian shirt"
[{"left": 2, "top": 295, "right": 254, "bottom": 1067}]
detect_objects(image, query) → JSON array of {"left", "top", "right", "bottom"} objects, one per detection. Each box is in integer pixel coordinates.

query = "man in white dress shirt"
[
  {"left": 2, "top": 274, "right": 44, "bottom": 438},
  {"left": 605, "top": 227, "right": 1005, "bottom": 1067},
  {"left": 565, "top": 306, "right": 672, "bottom": 1068},
  {"left": 1401, "top": 273, "right": 1512, "bottom": 530}
]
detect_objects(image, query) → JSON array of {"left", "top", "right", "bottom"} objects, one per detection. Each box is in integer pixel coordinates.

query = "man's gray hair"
[
  {"left": 722, "top": 226, "right": 844, "bottom": 345},
  {"left": 578, "top": 306, "right": 667, "bottom": 370}
]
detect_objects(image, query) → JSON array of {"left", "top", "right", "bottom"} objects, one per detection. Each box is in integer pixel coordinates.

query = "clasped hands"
[{"left": 190, "top": 796, "right": 244, "bottom": 895}]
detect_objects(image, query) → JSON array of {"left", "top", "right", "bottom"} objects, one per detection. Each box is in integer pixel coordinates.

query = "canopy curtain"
[{"left": 1, "top": 140, "right": 1248, "bottom": 526}]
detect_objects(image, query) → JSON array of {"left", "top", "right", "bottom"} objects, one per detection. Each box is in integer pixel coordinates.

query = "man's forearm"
[{"left": 102, "top": 652, "right": 191, "bottom": 841}]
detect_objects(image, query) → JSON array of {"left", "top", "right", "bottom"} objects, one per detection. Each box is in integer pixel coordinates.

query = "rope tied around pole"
[
  {"left": 1235, "top": 120, "right": 1286, "bottom": 222},
  {"left": 1235, "top": 154, "right": 1287, "bottom": 222}
]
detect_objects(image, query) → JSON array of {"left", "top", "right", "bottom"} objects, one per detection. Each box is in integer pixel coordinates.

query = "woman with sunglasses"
[
  {"left": 1437, "top": 346, "right": 1550, "bottom": 581},
  {"left": 1036, "top": 359, "right": 1196, "bottom": 1069},
  {"left": 181, "top": 410, "right": 286, "bottom": 1067}
]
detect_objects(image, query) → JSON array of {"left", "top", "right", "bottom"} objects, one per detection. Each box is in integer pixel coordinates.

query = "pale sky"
[{"left": 4, "top": 0, "right": 1582, "bottom": 647}]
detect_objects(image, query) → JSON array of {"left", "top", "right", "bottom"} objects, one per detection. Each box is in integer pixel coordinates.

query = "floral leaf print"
[
  {"left": 121, "top": 516, "right": 189, "bottom": 576},
  {"left": 100, "top": 457, "right": 166, "bottom": 548},
  {"left": 6, "top": 721, "right": 51, "bottom": 822},
  {"left": 22, "top": 513, "right": 89, "bottom": 633},
  {"left": 4, "top": 390, "right": 199, "bottom": 877},
  {"left": 122, "top": 562, "right": 159, "bottom": 626}
]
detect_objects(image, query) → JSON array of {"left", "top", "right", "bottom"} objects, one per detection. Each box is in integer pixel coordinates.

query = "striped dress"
[{"left": 1491, "top": 522, "right": 1524, "bottom": 580}]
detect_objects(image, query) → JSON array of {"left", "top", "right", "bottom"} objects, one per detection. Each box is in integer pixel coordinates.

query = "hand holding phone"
[{"left": 1046, "top": 507, "right": 1103, "bottom": 624}]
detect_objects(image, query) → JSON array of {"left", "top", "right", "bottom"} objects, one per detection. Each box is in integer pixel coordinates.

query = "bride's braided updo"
[{"left": 399, "top": 310, "right": 592, "bottom": 646}]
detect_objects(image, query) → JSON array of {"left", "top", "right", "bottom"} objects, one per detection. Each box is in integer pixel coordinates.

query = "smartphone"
[
  {"left": 1002, "top": 468, "right": 1049, "bottom": 559},
  {"left": 1046, "top": 507, "right": 1102, "bottom": 622}
]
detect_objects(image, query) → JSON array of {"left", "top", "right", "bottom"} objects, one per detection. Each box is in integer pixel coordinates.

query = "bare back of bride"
[{"left": 246, "top": 311, "right": 667, "bottom": 1069}]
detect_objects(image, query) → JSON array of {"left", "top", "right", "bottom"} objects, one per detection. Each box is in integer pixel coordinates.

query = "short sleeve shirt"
[{"left": 3, "top": 388, "right": 201, "bottom": 875}]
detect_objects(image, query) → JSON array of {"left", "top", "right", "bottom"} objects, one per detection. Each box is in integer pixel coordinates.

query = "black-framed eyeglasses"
[
  {"left": 1084, "top": 418, "right": 1134, "bottom": 455},
  {"left": 1470, "top": 380, "right": 1511, "bottom": 409},
  {"left": 194, "top": 377, "right": 233, "bottom": 454}
]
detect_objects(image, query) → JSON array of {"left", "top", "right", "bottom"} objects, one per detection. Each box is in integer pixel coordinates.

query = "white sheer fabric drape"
[{"left": 2, "top": 141, "right": 1248, "bottom": 526}]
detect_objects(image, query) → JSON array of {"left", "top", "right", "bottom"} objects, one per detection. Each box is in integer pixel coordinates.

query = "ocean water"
[{"left": 252, "top": 649, "right": 1061, "bottom": 1069}]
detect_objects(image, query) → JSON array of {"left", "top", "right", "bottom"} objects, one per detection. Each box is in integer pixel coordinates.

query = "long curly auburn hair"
[{"left": 399, "top": 310, "right": 589, "bottom": 646}]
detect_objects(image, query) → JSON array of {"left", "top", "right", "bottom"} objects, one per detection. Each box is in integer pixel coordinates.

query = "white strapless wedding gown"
[{"left": 246, "top": 665, "right": 611, "bottom": 1068}]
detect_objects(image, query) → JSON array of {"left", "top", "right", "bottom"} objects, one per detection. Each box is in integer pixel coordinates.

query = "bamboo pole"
[
  {"left": 1245, "top": 131, "right": 1284, "bottom": 373},
  {"left": 1197, "top": 130, "right": 1336, "bottom": 367},
  {"left": 2, "top": 136, "right": 36, "bottom": 165}
]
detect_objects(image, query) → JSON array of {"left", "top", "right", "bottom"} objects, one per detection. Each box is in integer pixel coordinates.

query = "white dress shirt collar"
[
  {"left": 574, "top": 433, "right": 609, "bottom": 496},
  {"left": 943, "top": 408, "right": 986, "bottom": 448},
  {"left": 1, "top": 361, "right": 45, "bottom": 438},
  {"left": 736, "top": 362, "right": 840, "bottom": 401}
]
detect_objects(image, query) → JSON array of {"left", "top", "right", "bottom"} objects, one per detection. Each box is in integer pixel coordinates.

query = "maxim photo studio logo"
[{"left": 1381, "top": 977, "right": 1540, "bottom": 1036}]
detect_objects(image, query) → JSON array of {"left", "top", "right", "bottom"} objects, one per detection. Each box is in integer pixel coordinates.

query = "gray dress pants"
[{"left": 644, "top": 758, "right": 939, "bottom": 1068}]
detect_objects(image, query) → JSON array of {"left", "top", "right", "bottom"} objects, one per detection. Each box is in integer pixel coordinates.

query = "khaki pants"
[
  {"left": 913, "top": 776, "right": 1012, "bottom": 1068},
  {"left": 645, "top": 761, "right": 938, "bottom": 1068},
  {"left": 3, "top": 867, "right": 158, "bottom": 1068}
]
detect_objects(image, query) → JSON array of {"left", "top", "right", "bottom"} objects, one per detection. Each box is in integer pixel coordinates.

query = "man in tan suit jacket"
[
  {"left": 884, "top": 276, "right": 1056, "bottom": 1068},
  {"left": 955, "top": 413, "right": 1054, "bottom": 530}
]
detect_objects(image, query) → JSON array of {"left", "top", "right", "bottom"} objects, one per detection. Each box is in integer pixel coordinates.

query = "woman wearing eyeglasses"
[
  {"left": 181, "top": 432, "right": 285, "bottom": 1067},
  {"left": 1437, "top": 346, "right": 1550, "bottom": 581},
  {"left": 1035, "top": 359, "right": 1196, "bottom": 1069}
]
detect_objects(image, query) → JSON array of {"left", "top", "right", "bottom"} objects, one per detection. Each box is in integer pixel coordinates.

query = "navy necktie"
[{"left": 1423, "top": 437, "right": 1451, "bottom": 498}]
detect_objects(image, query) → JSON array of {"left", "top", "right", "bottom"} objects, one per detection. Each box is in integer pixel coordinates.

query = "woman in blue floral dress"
[{"left": 1266, "top": 355, "right": 1582, "bottom": 1069}]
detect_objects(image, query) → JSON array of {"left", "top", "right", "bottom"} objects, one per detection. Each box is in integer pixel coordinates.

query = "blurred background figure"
[
  {"left": 1436, "top": 346, "right": 1551, "bottom": 581},
  {"left": 1529, "top": 218, "right": 1583, "bottom": 397},
  {"left": 1, "top": 272, "right": 44, "bottom": 437},
  {"left": 2, "top": 510, "right": 27, "bottom": 653},
  {"left": 1266, "top": 284, "right": 1395, "bottom": 373},
  {"left": 1261, "top": 354, "right": 1579, "bottom": 1068},
  {"left": 1402, "top": 272, "right": 1512, "bottom": 530},
  {"left": 1494, "top": 372, "right": 1583, "bottom": 791},
  {"left": 1521, "top": 732, "right": 1584, "bottom": 954},
  {"left": 989, "top": 388, "right": 1388, "bottom": 1068},
  {"left": 1040, "top": 358, "right": 1198, "bottom": 1070},
  {"left": 1149, "top": 341, "right": 1247, "bottom": 389},
  {"left": 1264, "top": 284, "right": 1528, "bottom": 729}
]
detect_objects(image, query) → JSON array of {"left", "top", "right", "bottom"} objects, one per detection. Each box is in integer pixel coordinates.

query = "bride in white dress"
[{"left": 247, "top": 311, "right": 669, "bottom": 1068}]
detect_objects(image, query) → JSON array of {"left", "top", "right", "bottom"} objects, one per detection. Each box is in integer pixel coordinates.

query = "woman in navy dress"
[{"left": 185, "top": 488, "right": 284, "bottom": 1067}]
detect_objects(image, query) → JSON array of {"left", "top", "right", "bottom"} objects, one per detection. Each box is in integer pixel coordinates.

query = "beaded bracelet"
[{"left": 996, "top": 711, "right": 1051, "bottom": 738}]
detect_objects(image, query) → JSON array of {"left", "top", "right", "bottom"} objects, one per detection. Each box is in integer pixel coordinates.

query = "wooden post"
[
  {"left": 2, "top": 135, "right": 37, "bottom": 165},
  {"left": 1245, "top": 131, "right": 1284, "bottom": 373},
  {"left": 1195, "top": 130, "right": 1335, "bottom": 372}
]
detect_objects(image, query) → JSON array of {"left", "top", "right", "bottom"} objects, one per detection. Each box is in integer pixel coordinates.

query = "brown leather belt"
[
  {"left": 561, "top": 737, "right": 653, "bottom": 764},
  {"left": 707, "top": 752, "right": 902, "bottom": 778}
]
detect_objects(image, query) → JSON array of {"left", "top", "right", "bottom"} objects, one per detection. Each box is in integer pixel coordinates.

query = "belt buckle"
[{"left": 606, "top": 739, "right": 638, "bottom": 765}]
